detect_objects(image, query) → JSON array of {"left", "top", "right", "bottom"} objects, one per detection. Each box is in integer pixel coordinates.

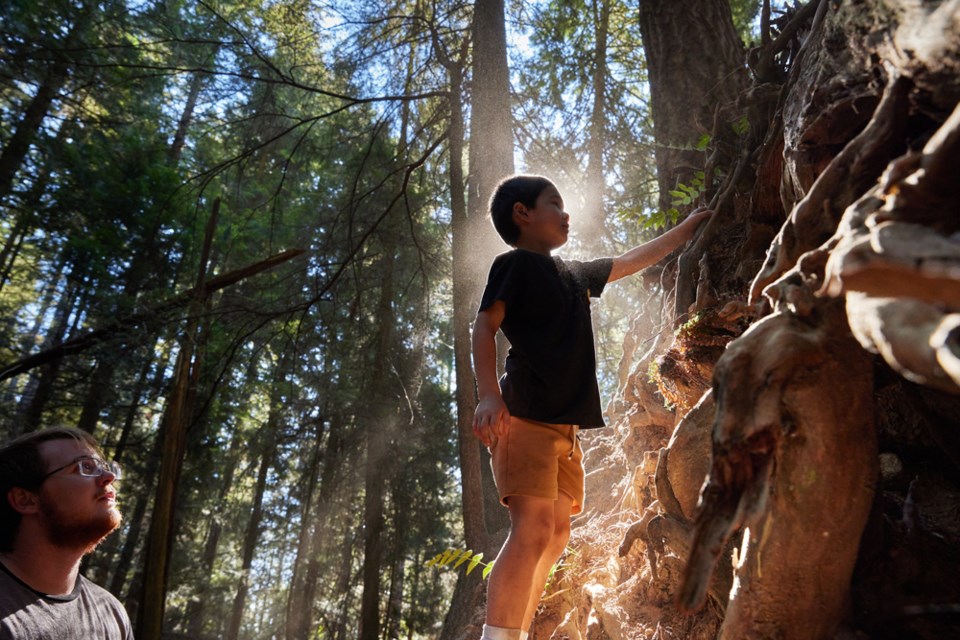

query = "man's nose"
[{"left": 97, "top": 471, "right": 117, "bottom": 486}]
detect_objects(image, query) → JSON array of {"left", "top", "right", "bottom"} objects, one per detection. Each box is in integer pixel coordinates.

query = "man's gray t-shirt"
[{"left": 0, "top": 562, "right": 133, "bottom": 640}]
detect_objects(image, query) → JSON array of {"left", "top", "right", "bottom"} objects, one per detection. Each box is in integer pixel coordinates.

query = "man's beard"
[{"left": 39, "top": 493, "right": 122, "bottom": 554}]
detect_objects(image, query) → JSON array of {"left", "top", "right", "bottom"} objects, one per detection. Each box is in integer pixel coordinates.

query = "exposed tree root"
[{"left": 679, "top": 296, "right": 878, "bottom": 639}]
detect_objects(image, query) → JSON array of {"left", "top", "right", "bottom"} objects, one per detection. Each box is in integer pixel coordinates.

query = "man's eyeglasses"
[{"left": 42, "top": 456, "right": 122, "bottom": 482}]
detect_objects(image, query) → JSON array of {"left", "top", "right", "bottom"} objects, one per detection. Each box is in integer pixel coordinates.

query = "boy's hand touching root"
[{"left": 473, "top": 396, "right": 511, "bottom": 448}]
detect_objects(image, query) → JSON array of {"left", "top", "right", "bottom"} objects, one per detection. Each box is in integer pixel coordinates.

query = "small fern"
[
  {"left": 427, "top": 547, "right": 568, "bottom": 585},
  {"left": 426, "top": 548, "right": 494, "bottom": 579}
]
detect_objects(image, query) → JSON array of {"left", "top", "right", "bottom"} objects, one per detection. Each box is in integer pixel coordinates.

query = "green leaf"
[
  {"left": 425, "top": 553, "right": 444, "bottom": 567},
  {"left": 732, "top": 115, "right": 750, "bottom": 136},
  {"left": 440, "top": 549, "right": 461, "bottom": 566},
  {"left": 695, "top": 134, "right": 711, "bottom": 151},
  {"left": 482, "top": 561, "right": 495, "bottom": 579},
  {"left": 453, "top": 550, "right": 473, "bottom": 569},
  {"left": 668, "top": 190, "right": 686, "bottom": 198},
  {"left": 466, "top": 552, "right": 484, "bottom": 575}
]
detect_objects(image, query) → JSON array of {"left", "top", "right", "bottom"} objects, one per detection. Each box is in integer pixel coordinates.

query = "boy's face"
[{"left": 513, "top": 185, "right": 570, "bottom": 254}]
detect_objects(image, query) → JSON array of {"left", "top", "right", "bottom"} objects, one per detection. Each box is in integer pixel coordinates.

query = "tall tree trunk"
[
  {"left": 637, "top": 0, "right": 749, "bottom": 319},
  {"left": 384, "top": 479, "right": 408, "bottom": 640},
  {"left": 135, "top": 323, "right": 204, "bottom": 639},
  {"left": 283, "top": 417, "right": 334, "bottom": 640},
  {"left": 441, "top": 1, "right": 516, "bottom": 637},
  {"left": 0, "top": 13, "right": 90, "bottom": 199},
  {"left": 440, "top": 42, "right": 490, "bottom": 640},
  {"left": 334, "top": 526, "right": 358, "bottom": 640},
  {"left": 445, "top": 44, "right": 487, "bottom": 556},
  {"left": 1, "top": 257, "right": 65, "bottom": 404},
  {"left": 358, "top": 227, "right": 399, "bottom": 640},
  {"left": 638, "top": 0, "right": 747, "bottom": 215},
  {"left": 468, "top": 0, "right": 515, "bottom": 216},
  {"left": 185, "top": 419, "right": 246, "bottom": 637},
  {"left": 92, "top": 346, "right": 163, "bottom": 589},
  {"left": 0, "top": 68, "right": 66, "bottom": 198},
  {"left": 108, "top": 431, "right": 162, "bottom": 598},
  {"left": 102, "top": 347, "right": 171, "bottom": 601},
  {"left": 16, "top": 261, "right": 86, "bottom": 433},
  {"left": 470, "top": 0, "right": 515, "bottom": 541},
  {"left": 0, "top": 117, "right": 75, "bottom": 294},
  {"left": 582, "top": 0, "right": 612, "bottom": 246},
  {"left": 0, "top": 216, "right": 30, "bottom": 293},
  {"left": 75, "top": 357, "right": 118, "bottom": 434},
  {"left": 14, "top": 255, "right": 66, "bottom": 360},
  {"left": 136, "top": 202, "right": 219, "bottom": 640},
  {"left": 225, "top": 399, "right": 281, "bottom": 640},
  {"left": 167, "top": 70, "right": 207, "bottom": 166},
  {"left": 109, "top": 342, "right": 167, "bottom": 462}
]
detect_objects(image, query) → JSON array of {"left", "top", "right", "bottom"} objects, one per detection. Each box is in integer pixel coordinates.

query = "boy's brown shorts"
[{"left": 489, "top": 416, "right": 584, "bottom": 514}]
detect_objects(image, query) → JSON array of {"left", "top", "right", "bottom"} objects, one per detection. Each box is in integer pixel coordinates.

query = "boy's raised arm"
[
  {"left": 608, "top": 207, "right": 713, "bottom": 283},
  {"left": 471, "top": 301, "right": 510, "bottom": 446}
]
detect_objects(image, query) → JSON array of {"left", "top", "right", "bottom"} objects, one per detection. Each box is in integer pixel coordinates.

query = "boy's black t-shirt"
[{"left": 479, "top": 248, "right": 613, "bottom": 428}]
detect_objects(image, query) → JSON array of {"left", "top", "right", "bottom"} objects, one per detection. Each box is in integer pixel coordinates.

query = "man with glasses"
[{"left": 0, "top": 426, "right": 133, "bottom": 639}]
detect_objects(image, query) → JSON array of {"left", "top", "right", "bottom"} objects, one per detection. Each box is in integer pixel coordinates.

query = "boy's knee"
[
  {"left": 511, "top": 515, "right": 555, "bottom": 553},
  {"left": 549, "top": 521, "right": 570, "bottom": 555}
]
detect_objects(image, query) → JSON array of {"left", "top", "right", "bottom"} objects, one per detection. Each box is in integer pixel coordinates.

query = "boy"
[{"left": 472, "top": 174, "right": 712, "bottom": 640}]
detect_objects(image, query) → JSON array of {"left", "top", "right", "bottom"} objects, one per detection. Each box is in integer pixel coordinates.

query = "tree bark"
[
  {"left": 358, "top": 215, "right": 401, "bottom": 640},
  {"left": 0, "top": 215, "right": 30, "bottom": 294},
  {"left": 135, "top": 201, "right": 219, "bottom": 640},
  {"left": 610, "top": 2, "right": 960, "bottom": 639},
  {"left": 0, "top": 12, "right": 90, "bottom": 199},
  {"left": 284, "top": 419, "right": 328, "bottom": 639},
  {"left": 440, "top": 3, "right": 518, "bottom": 638},
  {"left": 16, "top": 262, "right": 86, "bottom": 433},
  {"left": 582, "top": 0, "right": 612, "bottom": 246},
  {"left": 167, "top": 70, "right": 207, "bottom": 167},
  {"left": 448, "top": 49, "right": 488, "bottom": 557},
  {"left": 468, "top": 0, "right": 515, "bottom": 547},
  {"left": 225, "top": 414, "right": 279, "bottom": 640},
  {"left": 108, "top": 432, "right": 162, "bottom": 598},
  {"left": 184, "top": 411, "right": 247, "bottom": 637},
  {"left": 638, "top": 0, "right": 747, "bottom": 214}
]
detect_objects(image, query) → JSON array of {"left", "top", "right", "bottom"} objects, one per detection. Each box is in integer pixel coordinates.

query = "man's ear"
[{"left": 7, "top": 487, "right": 41, "bottom": 516}]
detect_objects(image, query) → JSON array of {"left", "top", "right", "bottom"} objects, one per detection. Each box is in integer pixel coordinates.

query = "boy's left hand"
[{"left": 688, "top": 206, "right": 714, "bottom": 225}]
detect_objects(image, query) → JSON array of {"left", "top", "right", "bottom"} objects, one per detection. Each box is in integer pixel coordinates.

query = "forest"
[{"left": 1, "top": 0, "right": 958, "bottom": 639}]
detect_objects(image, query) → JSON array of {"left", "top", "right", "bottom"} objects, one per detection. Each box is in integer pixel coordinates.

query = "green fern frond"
[{"left": 428, "top": 547, "right": 495, "bottom": 580}]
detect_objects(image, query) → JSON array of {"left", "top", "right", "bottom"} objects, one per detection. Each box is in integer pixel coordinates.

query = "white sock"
[
  {"left": 481, "top": 624, "right": 522, "bottom": 640},
  {"left": 521, "top": 632, "right": 529, "bottom": 640}
]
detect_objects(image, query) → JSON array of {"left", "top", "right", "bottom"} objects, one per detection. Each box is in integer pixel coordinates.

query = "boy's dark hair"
[
  {"left": 488, "top": 174, "right": 556, "bottom": 246},
  {"left": 0, "top": 426, "right": 102, "bottom": 552}
]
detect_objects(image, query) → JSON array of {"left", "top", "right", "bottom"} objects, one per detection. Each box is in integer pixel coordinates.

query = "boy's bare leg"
[
  {"left": 520, "top": 493, "right": 573, "bottom": 632},
  {"left": 486, "top": 495, "right": 559, "bottom": 629}
]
